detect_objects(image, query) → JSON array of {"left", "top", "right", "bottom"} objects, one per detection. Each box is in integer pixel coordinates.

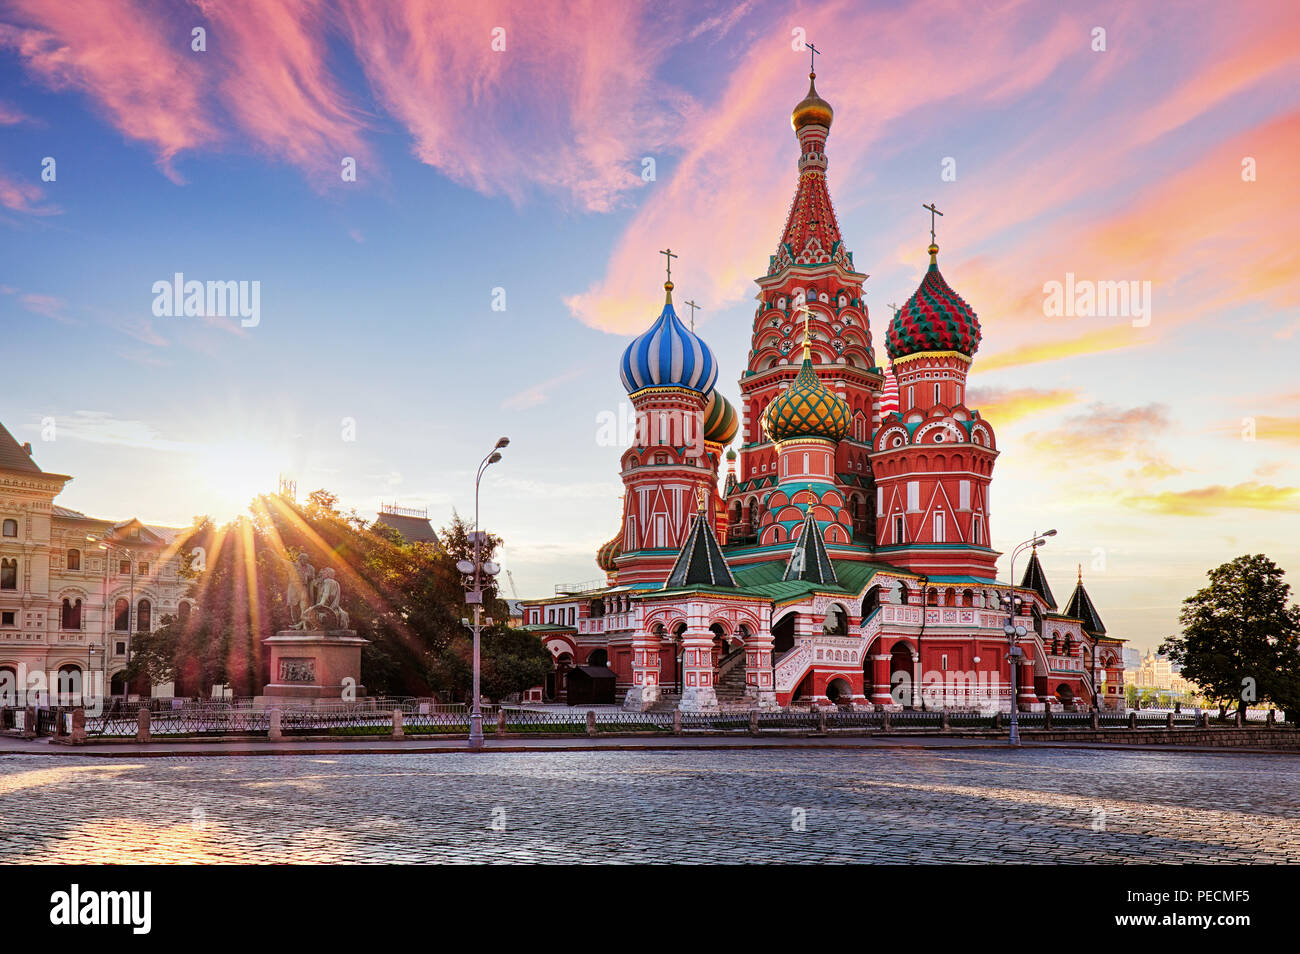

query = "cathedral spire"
[{"left": 769, "top": 59, "right": 853, "bottom": 276}]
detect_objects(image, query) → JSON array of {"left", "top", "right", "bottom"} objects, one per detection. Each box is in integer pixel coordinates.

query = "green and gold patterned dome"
[{"left": 762, "top": 350, "right": 850, "bottom": 443}]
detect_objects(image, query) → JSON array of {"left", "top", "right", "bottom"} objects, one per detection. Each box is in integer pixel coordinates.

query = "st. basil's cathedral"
[{"left": 523, "top": 67, "right": 1126, "bottom": 713}]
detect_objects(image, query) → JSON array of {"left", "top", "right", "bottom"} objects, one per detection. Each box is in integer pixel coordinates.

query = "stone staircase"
[
  {"left": 714, "top": 659, "right": 748, "bottom": 704},
  {"left": 645, "top": 693, "right": 681, "bottom": 714}
]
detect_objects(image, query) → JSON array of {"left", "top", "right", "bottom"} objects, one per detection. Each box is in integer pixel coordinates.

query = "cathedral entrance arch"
[{"left": 890, "top": 640, "right": 916, "bottom": 709}]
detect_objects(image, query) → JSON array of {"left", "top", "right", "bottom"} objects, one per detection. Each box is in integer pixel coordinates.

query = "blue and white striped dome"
[{"left": 619, "top": 283, "right": 719, "bottom": 395}]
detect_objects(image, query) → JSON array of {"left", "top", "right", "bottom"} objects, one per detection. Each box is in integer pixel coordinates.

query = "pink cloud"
[
  {"left": 0, "top": 0, "right": 215, "bottom": 182},
  {"left": 565, "top": 0, "right": 1093, "bottom": 334},
  {"left": 0, "top": 168, "right": 57, "bottom": 214},
  {"left": 193, "top": 0, "right": 373, "bottom": 184},
  {"left": 340, "top": 1, "right": 687, "bottom": 212}
]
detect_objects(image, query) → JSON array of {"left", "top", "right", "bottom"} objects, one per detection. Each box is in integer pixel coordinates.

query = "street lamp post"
[
  {"left": 1003, "top": 529, "right": 1056, "bottom": 746},
  {"left": 458, "top": 437, "right": 509, "bottom": 750}
]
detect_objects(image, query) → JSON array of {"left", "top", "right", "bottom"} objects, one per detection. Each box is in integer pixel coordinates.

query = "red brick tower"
[
  {"left": 871, "top": 236, "right": 999, "bottom": 577},
  {"left": 723, "top": 68, "right": 882, "bottom": 555}
]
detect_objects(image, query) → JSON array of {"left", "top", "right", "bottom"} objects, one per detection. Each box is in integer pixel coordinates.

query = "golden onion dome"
[{"left": 792, "top": 71, "right": 833, "bottom": 132}]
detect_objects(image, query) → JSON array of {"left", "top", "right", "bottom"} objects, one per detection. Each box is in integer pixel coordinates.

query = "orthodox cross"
[
  {"left": 801, "top": 305, "right": 814, "bottom": 357},
  {"left": 888, "top": 302, "right": 900, "bottom": 317},
  {"left": 922, "top": 202, "right": 943, "bottom": 244},
  {"left": 659, "top": 247, "right": 678, "bottom": 283},
  {"left": 806, "top": 42, "right": 821, "bottom": 73},
  {"left": 684, "top": 299, "right": 701, "bottom": 331}
]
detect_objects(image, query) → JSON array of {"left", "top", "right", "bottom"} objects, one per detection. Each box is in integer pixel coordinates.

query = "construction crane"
[{"left": 506, "top": 569, "right": 519, "bottom": 599}]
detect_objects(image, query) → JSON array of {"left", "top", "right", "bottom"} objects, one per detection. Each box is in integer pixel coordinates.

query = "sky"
[{"left": 1, "top": 0, "right": 1298, "bottom": 654}]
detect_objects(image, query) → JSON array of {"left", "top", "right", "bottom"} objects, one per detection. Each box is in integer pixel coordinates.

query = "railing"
[
  {"left": 773, "top": 643, "right": 813, "bottom": 693},
  {"left": 3, "top": 702, "right": 1289, "bottom": 740}
]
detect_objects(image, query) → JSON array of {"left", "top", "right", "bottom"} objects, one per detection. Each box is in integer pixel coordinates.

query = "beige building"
[
  {"left": 1126, "top": 650, "right": 1196, "bottom": 697},
  {"left": 0, "top": 420, "right": 193, "bottom": 704}
]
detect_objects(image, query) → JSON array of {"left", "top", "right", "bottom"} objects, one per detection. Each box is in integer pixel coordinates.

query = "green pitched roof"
[
  {"left": 1019, "top": 549, "right": 1057, "bottom": 609},
  {"left": 665, "top": 512, "right": 736, "bottom": 589},
  {"left": 1064, "top": 577, "right": 1107, "bottom": 635},
  {"left": 783, "top": 511, "right": 837, "bottom": 585}
]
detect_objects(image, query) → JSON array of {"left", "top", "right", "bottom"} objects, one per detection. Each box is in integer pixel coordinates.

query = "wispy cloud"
[
  {"left": 501, "top": 369, "right": 584, "bottom": 411},
  {"left": 1125, "top": 482, "right": 1300, "bottom": 515},
  {"left": 1025, "top": 403, "right": 1182, "bottom": 480},
  {"left": 0, "top": 0, "right": 216, "bottom": 182},
  {"left": 965, "top": 386, "right": 1082, "bottom": 425}
]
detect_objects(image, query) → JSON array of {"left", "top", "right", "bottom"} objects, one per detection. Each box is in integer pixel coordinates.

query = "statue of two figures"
[{"left": 285, "top": 552, "right": 349, "bottom": 631}]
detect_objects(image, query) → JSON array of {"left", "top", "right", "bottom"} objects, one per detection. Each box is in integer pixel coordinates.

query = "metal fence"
[{"left": 1, "top": 701, "right": 1290, "bottom": 740}]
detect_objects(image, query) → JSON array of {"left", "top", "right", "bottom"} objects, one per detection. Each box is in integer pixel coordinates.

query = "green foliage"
[
  {"left": 1159, "top": 554, "right": 1300, "bottom": 717},
  {"left": 131, "top": 493, "right": 531, "bottom": 699},
  {"left": 427, "top": 624, "right": 552, "bottom": 703}
]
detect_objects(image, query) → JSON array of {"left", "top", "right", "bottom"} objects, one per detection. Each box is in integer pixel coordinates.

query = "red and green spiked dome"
[
  {"left": 886, "top": 244, "right": 982, "bottom": 360},
  {"left": 596, "top": 533, "right": 621, "bottom": 573},
  {"left": 702, "top": 389, "right": 738, "bottom": 445},
  {"left": 762, "top": 352, "right": 850, "bottom": 443}
]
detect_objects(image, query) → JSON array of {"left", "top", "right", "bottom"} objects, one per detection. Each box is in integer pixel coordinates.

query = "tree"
[
  {"left": 130, "top": 492, "right": 530, "bottom": 700},
  {"left": 428, "top": 624, "right": 552, "bottom": 704},
  {"left": 1159, "top": 554, "right": 1300, "bottom": 719}
]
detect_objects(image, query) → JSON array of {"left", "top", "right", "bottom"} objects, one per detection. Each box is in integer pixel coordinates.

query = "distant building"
[
  {"left": 0, "top": 420, "right": 192, "bottom": 702},
  {"left": 373, "top": 503, "right": 439, "bottom": 545},
  {"left": 1122, "top": 647, "right": 1142, "bottom": 670},
  {"left": 1126, "top": 650, "right": 1196, "bottom": 697}
]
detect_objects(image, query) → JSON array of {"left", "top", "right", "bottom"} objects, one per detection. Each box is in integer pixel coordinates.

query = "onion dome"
[
  {"left": 792, "top": 71, "right": 833, "bottom": 131},
  {"left": 725, "top": 447, "right": 737, "bottom": 462},
  {"left": 702, "top": 390, "right": 738, "bottom": 445},
  {"left": 596, "top": 533, "right": 621, "bottom": 573},
  {"left": 762, "top": 341, "right": 850, "bottom": 443},
  {"left": 886, "top": 244, "right": 981, "bottom": 360},
  {"left": 620, "top": 281, "right": 719, "bottom": 395}
]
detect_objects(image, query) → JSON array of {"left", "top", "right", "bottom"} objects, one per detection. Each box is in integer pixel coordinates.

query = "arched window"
[
  {"left": 137, "top": 598, "right": 152, "bottom": 632},
  {"left": 67, "top": 548, "right": 81, "bottom": 571},
  {"left": 0, "top": 558, "right": 15, "bottom": 590},
  {"left": 61, "top": 598, "right": 82, "bottom": 630},
  {"left": 113, "top": 598, "right": 130, "bottom": 632},
  {"left": 1, "top": 518, "right": 16, "bottom": 537},
  {"left": 177, "top": 600, "right": 192, "bottom": 622}
]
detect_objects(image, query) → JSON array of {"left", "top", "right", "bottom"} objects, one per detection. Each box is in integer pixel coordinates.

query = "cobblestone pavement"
[{"left": 2, "top": 749, "right": 1297, "bottom": 863}]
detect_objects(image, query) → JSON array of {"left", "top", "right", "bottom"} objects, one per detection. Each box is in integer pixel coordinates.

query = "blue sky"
[{"left": 2, "top": 0, "right": 1298, "bottom": 650}]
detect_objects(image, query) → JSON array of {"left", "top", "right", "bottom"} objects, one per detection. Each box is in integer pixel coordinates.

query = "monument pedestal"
[{"left": 257, "top": 629, "right": 369, "bottom": 708}]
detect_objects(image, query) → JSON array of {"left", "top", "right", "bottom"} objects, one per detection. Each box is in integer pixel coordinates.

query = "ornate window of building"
[
  {"left": 113, "top": 598, "right": 130, "bottom": 632},
  {"left": 67, "top": 548, "right": 81, "bottom": 571},
  {"left": 1, "top": 519, "right": 15, "bottom": 537},
  {"left": 139, "top": 562, "right": 149, "bottom": 576},
  {"left": 893, "top": 514, "right": 905, "bottom": 544},
  {"left": 119, "top": 559, "right": 131, "bottom": 575},
  {"left": 60, "top": 598, "right": 82, "bottom": 630},
  {"left": 0, "top": 558, "right": 16, "bottom": 590}
]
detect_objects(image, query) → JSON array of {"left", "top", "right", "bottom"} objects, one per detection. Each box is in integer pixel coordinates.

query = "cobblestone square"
[{"left": 2, "top": 748, "right": 1297, "bottom": 863}]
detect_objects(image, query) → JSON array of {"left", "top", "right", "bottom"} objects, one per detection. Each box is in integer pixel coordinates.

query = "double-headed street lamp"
[
  {"left": 457, "top": 437, "right": 509, "bottom": 749},
  {"left": 1003, "top": 529, "right": 1056, "bottom": 745}
]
